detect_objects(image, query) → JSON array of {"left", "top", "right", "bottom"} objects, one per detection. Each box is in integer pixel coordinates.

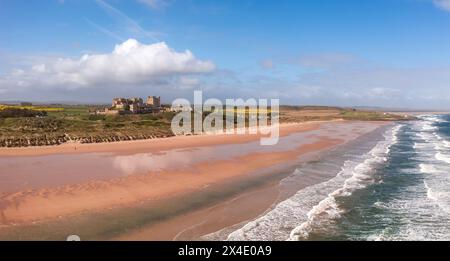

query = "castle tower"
[{"left": 146, "top": 96, "right": 161, "bottom": 107}]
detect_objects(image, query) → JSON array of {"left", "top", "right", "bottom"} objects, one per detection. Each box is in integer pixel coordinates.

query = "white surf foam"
[
  {"left": 444, "top": 141, "right": 450, "bottom": 148},
  {"left": 419, "top": 164, "right": 441, "bottom": 174},
  {"left": 416, "top": 132, "right": 434, "bottom": 143},
  {"left": 413, "top": 142, "right": 427, "bottom": 150},
  {"left": 224, "top": 170, "right": 350, "bottom": 241},
  {"left": 414, "top": 119, "right": 450, "bottom": 157},
  {"left": 428, "top": 116, "right": 445, "bottom": 123},
  {"left": 222, "top": 125, "right": 400, "bottom": 241},
  {"left": 435, "top": 152, "right": 450, "bottom": 164},
  {"left": 423, "top": 180, "right": 450, "bottom": 214},
  {"left": 418, "top": 119, "right": 438, "bottom": 131},
  {"left": 424, "top": 181, "right": 439, "bottom": 201},
  {"left": 366, "top": 180, "right": 450, "bottom": 241},
  {"left": 364, "top": 116, "right": 450, "bottom": 241},
  {"left": 289, "top": 126, "right": 400, "bottom": 241},
  {"left": 412, "top": 116, "right": 450, "bottom": 216}
]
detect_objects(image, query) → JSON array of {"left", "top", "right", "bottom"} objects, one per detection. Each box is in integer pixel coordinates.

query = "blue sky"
[{"left": 1, "top": 0, "right": 450, "bottom": 109}]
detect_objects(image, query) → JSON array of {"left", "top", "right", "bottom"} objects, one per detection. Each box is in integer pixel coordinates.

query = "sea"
[{"left": 224, "top": 114, "right": 450, "bottom": 241}]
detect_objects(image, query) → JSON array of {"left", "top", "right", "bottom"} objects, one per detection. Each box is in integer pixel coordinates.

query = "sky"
[{"left": 1, "top": 0, "right": 450, "bottom": 109}]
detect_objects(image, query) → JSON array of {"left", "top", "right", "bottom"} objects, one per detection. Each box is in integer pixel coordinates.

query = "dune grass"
[{"left": 0, "top": 104, "right": 412, "bottom": 147}]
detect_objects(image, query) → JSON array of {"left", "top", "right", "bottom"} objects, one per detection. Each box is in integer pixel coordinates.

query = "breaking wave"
[{"left": 224, "top": 125, "right": 400, "bottom": 241}]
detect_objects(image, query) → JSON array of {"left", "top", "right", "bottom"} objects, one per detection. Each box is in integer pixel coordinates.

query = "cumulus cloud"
[
  {"left": 433, "top": 0, "right": 450, "bottom": 12},
  {"left": 0, "top": 39, "right": 215, "bottom": 92}
]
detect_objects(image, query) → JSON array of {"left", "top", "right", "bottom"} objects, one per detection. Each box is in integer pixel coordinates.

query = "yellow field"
[{"left": 0, "top": 104, "right": 64, "bottom": 112}]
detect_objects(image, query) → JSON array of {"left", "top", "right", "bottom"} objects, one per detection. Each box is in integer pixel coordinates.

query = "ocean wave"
[
  {"left": 287, "top": 125, "right": 401, "bottom": 241},
  {"left": 422, "top": 125, "right": 438, "bottom": 131},
  {"left": 413, "top": 142, "right": 427, "bottom": 150},
  {"left": 369, "top": 223, "right": 450, "bottom": 241},
  {"left": 223, "top": 154, "right": 368, "bottom": 240},
  {"left": 424, "top": 181, "right": 439, "bottom": 201},
  {"left": 416, "top": 132, "right": 434, "bottom": 143},
  {"left": 223, "top": 125, "right": 401, "bottom": 241},
  {"left": 414, "top": 116, "right": 450, "bottom": 215},
  {"left": 414, "top": 124, "right": 450, "bottom": 154},
  {"left": 368, "top": 188, "right": 450, "bottom": 240},
  {"left": 432, "top": 133, "right": 450, "bottom": 151},
  {"left": 418, "top": 120, "right": 438, "bottom": 131},
  {"left": 419, "top": 164, "right": 442, "bottom": 174},
  {"left": 224, "top": 118, "right": 450, "bottom": 241},
  {"left": 423, "top": 180, "right": 450, "bottom": 214},
  {"left": 429, "top": 116, "right": 446, "bottom": 123},
  {"left": 434, "top": 133, "right": 443, "bottom": 140},
  {"left": 373, "top": 201, "right": 410, "bottom": 210},
  {"left": 444, "top": 141, "right": 450, "bottom": 148},
  {"left": 419, "top": 115, "right": 445, "bottom": 123},
  {"left": 330, "top": 115, "right": 450, "bottom": 241},
  {"left": 435, "top": 152, "right": 450, "bottom": 164},
  {"left": 224, "top": 170, "right": 350, "bottom": 241}
]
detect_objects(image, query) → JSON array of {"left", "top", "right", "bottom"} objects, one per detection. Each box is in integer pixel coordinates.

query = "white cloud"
[
  {"left": 179, "top": 77, "right": 200, "bottom": 87},
  {"left": 291, "top": 65, "right": 450, "bottom": 108},
  {"left": 0, "top": 39, "right": 215, "bottom": 91},
  {"left": 137, "top": 0, "right": 171, "bottom": 10},
  {"left": 366, "top": 87, "right": 400, "bottom": 99},
  {"left": 433, "top": 0, "right": 450, "bottom": 12}
]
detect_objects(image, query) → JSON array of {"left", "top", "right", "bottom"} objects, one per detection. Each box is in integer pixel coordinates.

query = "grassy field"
[
  {"left": 279, "top": 106, "right": 412, "bottom": 123},
  {"left": 0, "top": 105, "right": 176, "bottom": 147},
  {"left": 0, "top": 104, "right": 413, "bottom": 147}
]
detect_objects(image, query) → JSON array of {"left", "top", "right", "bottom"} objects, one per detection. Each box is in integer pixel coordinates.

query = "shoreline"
[
  {"left": 0, "top": 120, "right": 390, "bottom": 240},
  {"left": 117, "top": 122, "right": 392, "bottom": 241},
  {"left": 0, "top": 122, "right": 323, "bottom": 157}
]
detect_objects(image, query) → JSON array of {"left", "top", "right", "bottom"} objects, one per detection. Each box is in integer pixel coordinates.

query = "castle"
[{"left": 97, "top": 96, "right": 161, "bottom": 115}]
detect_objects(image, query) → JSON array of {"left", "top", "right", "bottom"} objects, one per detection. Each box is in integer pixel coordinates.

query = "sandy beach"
[
  {"left": 0, "top": 120, "right": 388, "bottom": 240},
  {"left": 0, "top": 122, "right": 320, "bottom": 157}
]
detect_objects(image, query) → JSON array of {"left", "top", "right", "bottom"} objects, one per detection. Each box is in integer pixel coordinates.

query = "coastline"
[
  {"left": 117, "top": 121, "right": 393, "bottom": 241},
  {"left": 0, "top": 122, "right": 322, "bottom": 157},
  {"left": 0, "top": 120, "right": 390, "bottom": 240}
]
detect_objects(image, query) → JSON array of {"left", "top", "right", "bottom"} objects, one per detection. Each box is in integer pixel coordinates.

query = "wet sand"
[
  {"left": 0, "top": 121, "right": 388, "bottom": 240},
  {"left": 115, "top": 181, "right": 281, "bottom": 241}
]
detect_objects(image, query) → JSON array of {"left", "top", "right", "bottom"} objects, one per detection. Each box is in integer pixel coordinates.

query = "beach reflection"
[
  {"left": 111, "top": 131, "right": 322, "bottom": 175},
  {"left": 112, "top": 148, "right": 215, "bottom": 174}
]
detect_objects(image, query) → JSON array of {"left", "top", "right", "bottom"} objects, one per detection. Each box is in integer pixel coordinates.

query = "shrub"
[{"left": 0, "top": 108, "right": 47, "bottom": 118}]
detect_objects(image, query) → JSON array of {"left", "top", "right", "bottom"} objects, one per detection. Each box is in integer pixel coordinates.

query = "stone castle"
[{"left": 97, "top": 96, "right": 161, "bottom": 115}]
